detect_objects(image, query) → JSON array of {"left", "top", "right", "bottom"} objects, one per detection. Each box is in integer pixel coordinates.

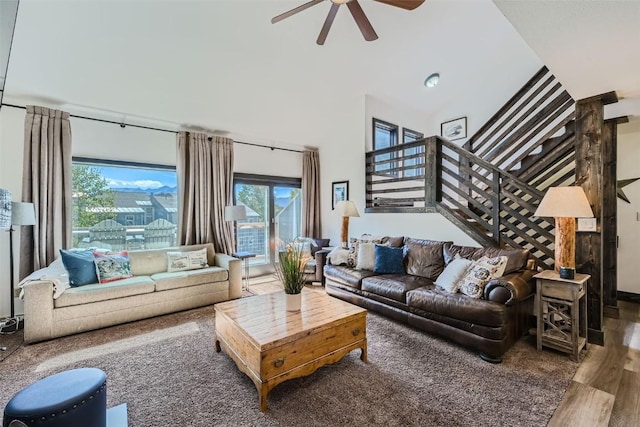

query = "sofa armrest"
[
  {"left": 314, "top": 249, "right": 330, "bottom": 285},
  {"left": 484, "top": 269, "right": 536, "bottom": 305},
  {"left": 215, "top": 253, "right": 242, "bottom": 300},
  {"left": 21, "top": 280, "right": 55, "bottom": 344}
]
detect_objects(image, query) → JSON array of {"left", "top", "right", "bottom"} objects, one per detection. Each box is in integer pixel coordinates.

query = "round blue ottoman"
[{"left": 3, "top": 368, "right": 107, "bottom": 427}]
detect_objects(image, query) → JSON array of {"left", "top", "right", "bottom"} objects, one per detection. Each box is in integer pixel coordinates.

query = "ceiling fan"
[{"left": 271, "top": 0, "right": 426, "bottom": 45}]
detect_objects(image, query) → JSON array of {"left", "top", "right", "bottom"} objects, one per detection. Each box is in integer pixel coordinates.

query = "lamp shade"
[
  {"left": 334, "top": 200, "right": 360, "bottom": 217},
  {"left": 224, "top": 205, "right": 247, "bottom": 221},
  {"left": 0, "top": 188, "right": 11, "bottom": 229},
  {"left": 11, "top": 202, "right": 36, "bottom": 225},
  {"left": 534, "top": 186, "right": 594, "bottom": 218}
]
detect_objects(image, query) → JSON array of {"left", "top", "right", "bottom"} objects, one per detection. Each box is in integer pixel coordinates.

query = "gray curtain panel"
[
  {"left": 301, "top": 149, "right": 321, "bottom": 237},
  {"left": 20, "top": 105, "right": 73, "bottom": 279},
  {"left": 176, "top": 132, "right": 235, "bottom": 254}
]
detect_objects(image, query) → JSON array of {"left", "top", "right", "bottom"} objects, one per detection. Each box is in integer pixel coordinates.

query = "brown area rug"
[{"left": 0, "top": 298, "right": 578, "bottom": 426}]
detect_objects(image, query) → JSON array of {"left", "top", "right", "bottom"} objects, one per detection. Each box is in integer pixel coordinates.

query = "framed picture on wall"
[
  {"left": 441, "top": 117, "right": 467, "bottom": 141},
  {"left": 332, "top": 181, "right": 348, "bottom": 209}
]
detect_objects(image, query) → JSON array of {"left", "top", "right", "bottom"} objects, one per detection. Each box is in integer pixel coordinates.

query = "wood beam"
[
  {"left": 575, "top": 96, "right": 605, "bottom": 345},
  {"left": 602, "top": 119, "right": 619, "bottom": 317}
]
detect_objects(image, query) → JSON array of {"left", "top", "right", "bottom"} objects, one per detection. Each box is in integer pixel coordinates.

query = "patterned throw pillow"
[
  {"left": 93, "top": 251, "right": 133, "bottom": 284},
  {"left": 347, "top": 235, "right": 384, "bottom": 268},
  {"left": 458, "top": 256, "right": 508, "bottom": 298},
  {"left": 167, "top": 248, "right": 209, "bottom": 272}
]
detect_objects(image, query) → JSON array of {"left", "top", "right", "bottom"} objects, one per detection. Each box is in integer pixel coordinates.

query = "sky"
[{"left": 96, "top": 166, "right": 177, "bottom": 189}]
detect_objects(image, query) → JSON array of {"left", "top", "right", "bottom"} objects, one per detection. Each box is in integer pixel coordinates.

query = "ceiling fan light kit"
[
  {"left": 424, "top": 73, "right": 439, "bottom": 88},
  {"left": 272, "top": 0, "right": 426, "bottom": 45}
]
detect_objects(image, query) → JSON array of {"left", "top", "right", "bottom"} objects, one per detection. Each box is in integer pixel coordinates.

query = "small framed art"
[
  {"left": 332, "top": 181, "right": 348, "bottom": 209},
  {"left": 441, "top": 117, "right": 467, "bottom": 141}
]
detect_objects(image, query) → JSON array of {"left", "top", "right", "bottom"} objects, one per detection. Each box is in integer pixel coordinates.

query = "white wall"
[
  {"left": 320, "top": 94, "right": 479, "bottom": 248},
  {"left": 617, "top": 119, "right": 640, "bottom": 295}
]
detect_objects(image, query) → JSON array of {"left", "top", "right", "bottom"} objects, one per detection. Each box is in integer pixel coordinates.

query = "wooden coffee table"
[{"left": 214, "top": 289, "right": 367, "bottom": 411}]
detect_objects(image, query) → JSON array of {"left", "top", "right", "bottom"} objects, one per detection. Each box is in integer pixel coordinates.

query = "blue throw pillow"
[
  {"left": 59, "top": 249, "right": 99, "bottom": 287},
  {"left": 374, "top": 244, "right": 405, "bottom": 274}
]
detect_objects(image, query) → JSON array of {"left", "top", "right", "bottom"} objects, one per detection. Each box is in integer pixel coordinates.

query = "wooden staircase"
[{"left": 366, "top": 66, "right": 578, "bottom": 269}]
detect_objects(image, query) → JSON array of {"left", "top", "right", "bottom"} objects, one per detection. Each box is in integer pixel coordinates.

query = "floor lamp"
[
  {"left": 333, "top": 200, "right": 360, "bottom": 248},
  {"left": 0, "top": 189, "right": 10, "bottom": 348},
  {"left": 224, "top": 205, "right": 247, "bottom": 253},
  {"left": 8, "top": 202, "right": 36, "bottom": 326},
  {"left": 534, "top": 186, "right": 594, "bottom": 278}
]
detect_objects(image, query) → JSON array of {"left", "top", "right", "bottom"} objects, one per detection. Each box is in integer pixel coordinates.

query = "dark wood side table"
[
  {"left": 232, "top": 251, "right": 256, "bottom": 291},
  {"left": 534, "top": 270, "right": 589, "bottom": 361}
]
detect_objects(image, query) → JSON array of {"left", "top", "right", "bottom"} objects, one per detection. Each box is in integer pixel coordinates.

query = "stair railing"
[{"left": 365, "top": 136, "right": 555, "bottom": 267}]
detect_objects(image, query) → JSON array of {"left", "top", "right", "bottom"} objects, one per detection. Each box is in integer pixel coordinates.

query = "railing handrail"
[{"left": 433, "top": 136, "right": 545, "bottom": 199}]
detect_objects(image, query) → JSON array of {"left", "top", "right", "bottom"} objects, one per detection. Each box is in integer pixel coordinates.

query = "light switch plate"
[{"left": 577, "top": 218, "right": 597, "bottom": 232}]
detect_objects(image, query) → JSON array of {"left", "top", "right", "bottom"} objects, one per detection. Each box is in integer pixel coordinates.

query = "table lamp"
[
  {"left": 333, "top": 200, "right": 359, "bottom": 248},
  {"left": 534, "top": 186, "right": 594, "bottom": 279}
]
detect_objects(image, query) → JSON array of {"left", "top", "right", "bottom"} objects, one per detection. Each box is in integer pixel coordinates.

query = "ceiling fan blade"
[
  {"left": 272, "top": 0, "right": 324, "bottom": 24},
  {"left": 373, "top": 0, "right": 426, "bottom": 11},
  {"left": 317, "top": 3, "right": 340, "bottom": 45},
  {"left": 347, "top": 1, "right": 378, "bottom": 42}
]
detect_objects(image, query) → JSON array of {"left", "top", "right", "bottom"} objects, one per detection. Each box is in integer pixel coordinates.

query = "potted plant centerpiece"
[{"left": 274, "top": 241, "right": 311, "bottom": 312}]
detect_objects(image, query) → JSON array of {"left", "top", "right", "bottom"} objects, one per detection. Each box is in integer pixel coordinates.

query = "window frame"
[
  {"left": 71, "top": 157, "right": 177, "bottom": 249},
  {"left": 232, "top": 173, "right": 302, "bottom": 275},
  {"left": 372, "top": 118, "right": 399, "bottom": 176}
]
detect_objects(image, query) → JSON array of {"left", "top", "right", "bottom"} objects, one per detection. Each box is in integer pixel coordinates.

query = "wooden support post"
[
  {"left": 602, "top": 119, "right": 619, "bottom": 318},
  {"left": 424, "top": 137, "right": 438, "bottom": 208},
  {"left": 574, "top": 91, "right": 617, "bottom": 345}
]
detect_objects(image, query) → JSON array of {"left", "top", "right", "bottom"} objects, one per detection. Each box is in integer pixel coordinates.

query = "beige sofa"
[{"left": 20, "top": 243, "right": 241, "bottom": 343}]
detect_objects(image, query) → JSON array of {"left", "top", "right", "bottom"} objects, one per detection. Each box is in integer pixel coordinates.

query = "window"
[
  {"left": 373, "top": 118, "right": 398, "bottom": 175},
  {"left": 233, "top": 174, "right": 302, "bottom": 271},
  {"left": 71, "top": 158, "right": 177, "bottom": 250},
  {"left": 402, "top": 128, "right": 425, "bottom": 178}
]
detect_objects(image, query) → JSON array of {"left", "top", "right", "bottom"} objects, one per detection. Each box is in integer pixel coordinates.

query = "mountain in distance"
[{"left": 110, "top": 185, "right": 177, "bottom": 195}]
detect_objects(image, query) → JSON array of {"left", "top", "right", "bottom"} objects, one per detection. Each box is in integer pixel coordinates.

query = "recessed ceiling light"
[{"left": 424, "top": 73, "right": 440, "bottom": 88}]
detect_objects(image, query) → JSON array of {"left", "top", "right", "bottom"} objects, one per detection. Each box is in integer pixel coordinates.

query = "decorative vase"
[{"left": 285, "top": 292, "right": 302, "bottom": 312}]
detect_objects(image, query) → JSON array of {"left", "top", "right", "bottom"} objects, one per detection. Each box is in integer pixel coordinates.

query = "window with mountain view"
[{"left": 71, "top": 159, "right": 177, "bottom": 251}]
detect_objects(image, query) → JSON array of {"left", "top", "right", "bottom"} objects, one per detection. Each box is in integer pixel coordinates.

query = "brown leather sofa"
[{"left": 323, "top": 238, "right": 536, "bottom": 362}]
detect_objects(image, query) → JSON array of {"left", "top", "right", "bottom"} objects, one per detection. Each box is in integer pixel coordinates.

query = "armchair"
[{"left": 295, "top": 237, "right": 331, "bottom": 285}]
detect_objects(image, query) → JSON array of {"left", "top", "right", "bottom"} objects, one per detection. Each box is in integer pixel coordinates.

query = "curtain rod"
[{"left": 0, "top": 102, "right": 304, "bottom": 154}]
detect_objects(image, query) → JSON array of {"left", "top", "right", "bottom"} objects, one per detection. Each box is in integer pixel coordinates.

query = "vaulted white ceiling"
[
  {"left": 3, "top": 0, "right": 638, "bottom": 150},
  {"left": 494, "top": 0, "right": 640, "bottom": 120}
]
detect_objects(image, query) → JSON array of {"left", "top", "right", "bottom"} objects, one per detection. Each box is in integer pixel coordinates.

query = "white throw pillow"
[
  {"left": 167, "top": 248, "right": 209, "bottom": 272},
  {"left": 356, "top": 242, "right": 377, "bottom": 271},
  {"left": 458, "top": 256, "right": 508, "bottom": 298},
  {"left": 435, "top": 258, "right": 473, "bottom": 293}
]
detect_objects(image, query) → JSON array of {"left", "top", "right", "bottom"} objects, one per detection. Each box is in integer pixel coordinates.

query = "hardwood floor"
[
  {"left": 248, "top": 275, "right": 640, "bottom": 426},
  {"left": 545, "top": 301, "right": 640, "bottom": 426}
]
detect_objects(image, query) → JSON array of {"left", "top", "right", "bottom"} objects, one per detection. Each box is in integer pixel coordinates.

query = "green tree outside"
[
  {"left": 237, "top": 185, "right": 266, "bottom": 219},
  {"left": 72, "top": 164, "right": 116, "bottom": 232},
  {"left": 236, "top": 186, "right": 301, "bottom": 219}
]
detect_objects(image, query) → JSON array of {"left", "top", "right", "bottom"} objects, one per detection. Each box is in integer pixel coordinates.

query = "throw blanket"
[
  {"left": 327, "top": 247, "right": 349, "bottom": 266},
  {"left": 18, "top": 257, "right": 70, "bottom": 300}
]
